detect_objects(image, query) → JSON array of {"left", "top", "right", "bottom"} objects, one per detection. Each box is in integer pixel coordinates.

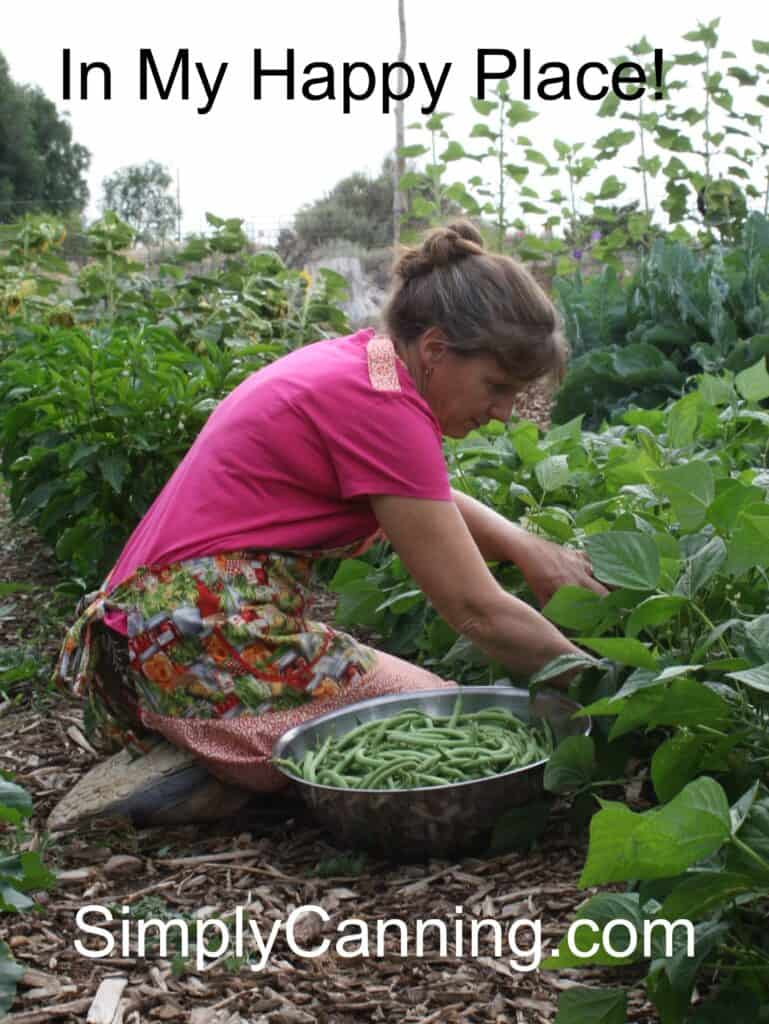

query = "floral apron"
[{"left": 54, "top": 530, "right": 384, "bottom": 757}]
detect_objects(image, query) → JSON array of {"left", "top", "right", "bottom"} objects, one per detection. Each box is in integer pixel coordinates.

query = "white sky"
[{"left": 3, "top": 0, "right": 766, "bottom": 240}]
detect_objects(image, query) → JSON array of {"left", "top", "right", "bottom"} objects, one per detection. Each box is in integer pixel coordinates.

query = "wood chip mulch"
[{"left": 0, "top": 486, "right": 660, "bottom": 1023}]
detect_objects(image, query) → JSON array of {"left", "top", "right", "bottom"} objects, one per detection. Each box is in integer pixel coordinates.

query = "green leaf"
[
  {"left": 543, "top": 586, "right": 607, "bottom": 633},
  {"left": 575, "top": 637, "right": 658, "bottom": 670},
  {"left": 543, "top": 893, "right": 643, "bottom": 967},
  {"left": 698, "top": 373, "right": 734, "bottom": 406},
  {"left": 652, "top": 733, "right": 710, "bottom": 802},
  {"left": 511, "top": 421, "right": 545, "bottom": 465},
  {"left": 535, "top": 454, "right": 572, "bottom": 492},
  {"left": 707, "top": 481, "right": 764, "bottom": 533},
  {"left": 730, "top": 782, "right": 759, "bottom": 835},
  {"left": 651, "top": 920, "right": 729, "bottom": 1006},
  {"left": 529, "top": 652, "right": 598, "bottom": 686},
  {"left": 745, "top": 615, "right": 769, "bottom": 661},
  {"left": 726, "top": 663, "right": 769, "bottom": 694},
  {"left": 660, "top": 870, "right": 758, "bottom": 921},
  {"left": 629, "top": 678, "right": 730, "bottom": 736},
  {"left": 727, "top": 505, "right": 769, "bottom": 574},
  {"left": 0, "top": 884, "right": 34, "bottom": 912},
  {"left": 596, "top": 175, "right": 626, "bottom": 200},
  {"left": 726, "top": 797, "right": 769, "bottom": 876},
  {"left": 544, "top": 735, "right": 596, "bottom": 793},
  {"left": 675, "top": 537, "right": 727, "bottom": 599},
  {"left": 507, "top": 482, "right": 536, "bottom": 507},
  {"left": 503, "top": 163, "right": 528, "bottom": 184},
  {"left": 667, "top": 392, "right": 703, "bottom": 447},
  {"left": 0, "top": 779, "right": 33, "bottom": 825},
  {"left": 470, "top": 98, "right": 497, "bottom": 116},
  {"left": 439, "top": 141, "right": 465, "bottom": 162},
  {"left": 15, "top": 850, "right": 55, "bottom": 891},
  {"left": 735, "top": 357, "right": 769, "bottom": 401},
  {"left": 553, "top": 987, "right": 627, "bottom": 1024},
  {"left": 333, "top": 579, "right": 389, "bottom": 628},
  {"left": 506, "top": 100, "right": 538, "bottom": 127},
  {"left": 544, "top": 415, "right": 584, "bottom": 444},
  {"left": 674, "top": 51, "right": 707, "bottom": 65},
  {"left": 580, "top": 777, "right": 731, "bottom": 885},
  {"left": 683, "top": 21, "right": 719, "bottom": 47},
  {"left": 328, "top": 558, "right": 372, "bottom": 589},
  {"left": 646, "top": 462, "right": 715, "bottom": 532},
  {"left": 397, "top": 144, "right": 429, "bottom": 158},
  {"left": 753, "top": 39, "right": 769, "bottom": 55},
  {"left": 470, "top": 123, "right": 497, "bottom": 141},
  {"left": 99, "top": 455, "right": 129, "bottom": 494},
  {"left": 0, "top": 944, "right": 25, "bottom": 1017},
  {"left": 584, "top": 532, "right": 660, "bottom": 590},
  {"left": 597, "top": 93, "right": 620, "bottom": 118},
  {"left": 626, "top": 596, "right": 687, "bottom": 638}
]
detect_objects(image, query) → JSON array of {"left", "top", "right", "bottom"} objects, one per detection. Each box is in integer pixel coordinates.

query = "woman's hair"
[{"left": 380, "top": 220, "right": 568, "bottom": 388}]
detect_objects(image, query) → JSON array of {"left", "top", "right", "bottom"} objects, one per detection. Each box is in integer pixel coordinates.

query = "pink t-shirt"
[{"left": 106, "top": 327, "right": 451, "bottom": 599}]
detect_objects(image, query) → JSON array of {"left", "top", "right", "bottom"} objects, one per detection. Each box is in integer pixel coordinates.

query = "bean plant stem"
[
  {"left": 730, "top": 835, "right": 769, "bottom": 880},
  {"left": 430, "top": 128, "right": 441, "bottom": 217},
  {"left": 567, "top": 153, "right": 578, "bottom": 245},
  {"left": 453, "top": 454, "right": 482, "bottom": 502},
  {"left": 704, "top": 46, "right": 712, "bottom": 186},
  {"left": 497, "top": 92, "right": 506, "bottom": 252},
  {"left": 688, "top": 602, "right": 730, "bottom": 656},
  {"left": 638, "top": 96, "right": 651, "bottom": 221}
]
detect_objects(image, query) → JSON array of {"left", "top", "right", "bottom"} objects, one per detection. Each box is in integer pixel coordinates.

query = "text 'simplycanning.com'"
[{"left": 74, "top": 903, "right": 696, "bottom": 973}]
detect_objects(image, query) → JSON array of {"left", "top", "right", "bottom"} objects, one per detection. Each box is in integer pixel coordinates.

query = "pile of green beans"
[{"left": 272, "top": 696, "right": 554, "bottom": 790}]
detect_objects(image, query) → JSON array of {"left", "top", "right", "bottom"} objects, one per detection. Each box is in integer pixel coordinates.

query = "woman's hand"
[
  {"left": 515, "top": 534, "right": 608, "bottom": 608},
  {"left": 368, "top": 495, "right": 589, "bottom": 684}
]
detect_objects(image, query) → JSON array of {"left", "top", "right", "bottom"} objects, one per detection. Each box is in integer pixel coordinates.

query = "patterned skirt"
[{"left": 54, "top": 531, "right": 457, "bottom": 792}]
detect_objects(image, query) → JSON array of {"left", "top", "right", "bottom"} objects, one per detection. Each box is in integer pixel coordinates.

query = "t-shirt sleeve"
[{"left": 323, "top": 392, "right": 452, "bottom": 502}]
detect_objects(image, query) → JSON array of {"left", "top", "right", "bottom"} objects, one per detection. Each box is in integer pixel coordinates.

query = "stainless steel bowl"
[{"left": 272, "top": 686, "right": 590, "bottom": 861}]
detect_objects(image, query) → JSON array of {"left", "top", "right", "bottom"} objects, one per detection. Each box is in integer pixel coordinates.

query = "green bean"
[
  {"left": 447, "top": 693, "right": 463, "bottom": 728},
  {"left": 303, "top": 750, "right": 317, "bottom": 784},
  {"left": 271, "top": 695, "right": 554, "bottom": 790}
]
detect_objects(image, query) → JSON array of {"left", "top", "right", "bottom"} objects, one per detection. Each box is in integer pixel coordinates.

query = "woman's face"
[{"left": 408, "top": 331, "right": 521, "bottom": 438}]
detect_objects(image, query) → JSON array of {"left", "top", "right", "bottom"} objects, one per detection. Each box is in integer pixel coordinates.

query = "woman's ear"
[{"left": 419, "top": 327, "right": 451, "bottom": 365}]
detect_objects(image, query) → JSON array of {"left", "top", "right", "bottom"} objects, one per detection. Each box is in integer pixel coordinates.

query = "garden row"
[
  {"left": 330, "top": 359, "right": 769, "bottom": 1021},
  {"left": 1, "top": 210, "right": 769, "bottom": 1022}
]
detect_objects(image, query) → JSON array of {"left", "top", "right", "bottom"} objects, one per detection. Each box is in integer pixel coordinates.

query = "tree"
[
  {"left": 285, "top": 159, "right": 395, "bottom": 257},
  {"left": 0, "top": 52, "right": 90, "bottom": 222},
  {"left": 392, "top": 0, "right": 407, "bottom": 246},
  {"left": 101, "top": 161, "right": 180, "bottom": 245}
]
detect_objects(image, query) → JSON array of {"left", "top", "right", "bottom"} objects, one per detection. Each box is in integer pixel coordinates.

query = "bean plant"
[
  {"left": 331, "top": 358, "right": 769, "bottom": 1019},
  {"left": 398, "top": 21, "right": 769, "bottom": 259},
  {"left": 0, "top": 212, "right": 350, "bottom": 584}
]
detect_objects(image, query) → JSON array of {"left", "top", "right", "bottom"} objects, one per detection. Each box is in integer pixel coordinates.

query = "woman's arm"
[
  {"left": 369, "top": 494, "right": 583, "bottom": 686},
  {"left": 451, "top": 487, "right": 607, "bottom": 606}
]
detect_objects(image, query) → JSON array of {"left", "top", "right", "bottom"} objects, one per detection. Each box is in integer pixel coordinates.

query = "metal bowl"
[{"left": 272, "top": 686, "right": 590, "bottom": 861}]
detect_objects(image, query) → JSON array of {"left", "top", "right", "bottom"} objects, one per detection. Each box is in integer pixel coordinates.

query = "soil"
[{"left": 0, "top": 489, "right": 660, "bottom": 1024}]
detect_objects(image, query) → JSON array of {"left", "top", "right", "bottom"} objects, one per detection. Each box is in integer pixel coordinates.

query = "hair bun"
[{"left": 393, "top": 219, "right": 484, "bottom": 282}]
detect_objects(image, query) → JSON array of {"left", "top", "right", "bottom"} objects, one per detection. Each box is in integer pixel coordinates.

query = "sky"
[{"left": 2, "top": 0, "right": 766, "bottom": 241}]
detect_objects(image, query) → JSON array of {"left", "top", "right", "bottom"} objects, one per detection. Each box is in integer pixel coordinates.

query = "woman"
[{"left": 54, "top": 220, "right": 605, "bottom": 814}]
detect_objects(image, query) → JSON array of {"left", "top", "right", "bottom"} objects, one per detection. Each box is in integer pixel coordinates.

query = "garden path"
[{"left": 0, "top": 492, "right": 657, "bottom": 1023}]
